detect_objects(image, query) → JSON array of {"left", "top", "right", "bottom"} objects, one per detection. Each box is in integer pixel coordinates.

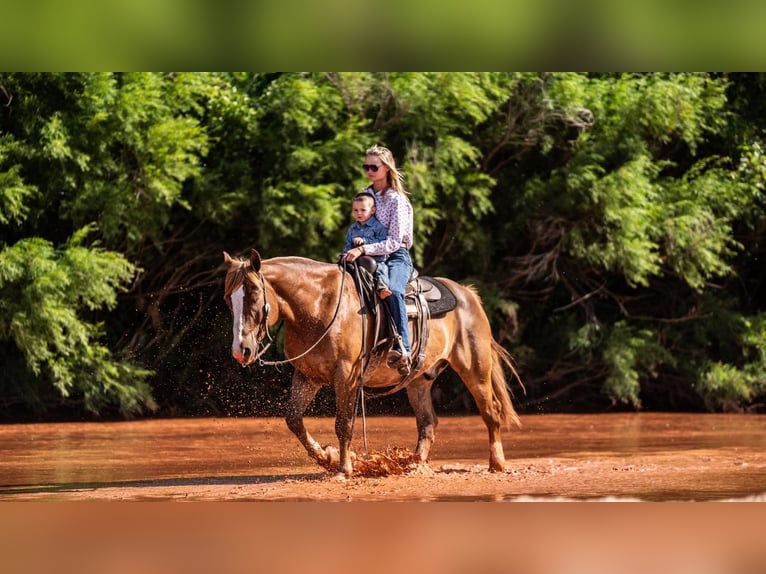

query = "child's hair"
[
  {"left": 353, "top": 191, "right": 376, "bottom": 204},
  {"left": 365, "top": 144, "right": 407, "bottom": 194}
]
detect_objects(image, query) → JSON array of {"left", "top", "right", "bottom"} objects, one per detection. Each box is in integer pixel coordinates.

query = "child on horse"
[{"left": 342, "top": 191, "right": 392, "bottom": 300}]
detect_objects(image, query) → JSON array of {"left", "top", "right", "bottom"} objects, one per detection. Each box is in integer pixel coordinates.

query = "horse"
[{"left": 222, "top": 248, "right": 522, "bottom": 478}]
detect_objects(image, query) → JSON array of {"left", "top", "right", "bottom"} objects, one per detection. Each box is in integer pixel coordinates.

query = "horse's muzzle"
[{"left": 232, "top": 344, "right": 255, "bottom": 366}]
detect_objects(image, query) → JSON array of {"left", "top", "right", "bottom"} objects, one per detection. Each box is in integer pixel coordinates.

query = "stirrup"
[
  {"left": 397, "top": 355, "right": 411, "bottom": 376},
  {"left": 386, "top": 349, "right": 403, "bottom": 367}
]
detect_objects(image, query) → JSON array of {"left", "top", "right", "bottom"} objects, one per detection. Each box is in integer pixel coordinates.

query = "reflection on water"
[{"left": 1, "top": 413, "right": 765, "bottom": 501}]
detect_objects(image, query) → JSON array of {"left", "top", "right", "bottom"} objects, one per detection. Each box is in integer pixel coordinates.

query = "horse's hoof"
[{"left": 333, "top": 472, "right": 348, "bottom": 482}]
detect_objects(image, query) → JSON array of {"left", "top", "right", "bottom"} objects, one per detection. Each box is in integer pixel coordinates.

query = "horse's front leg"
[{"left": 285, "top": 371, "right": 339, "bottom": 471}]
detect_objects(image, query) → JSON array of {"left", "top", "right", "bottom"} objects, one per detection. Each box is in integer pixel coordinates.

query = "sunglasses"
[{"left": 362, "top": 164, "right": 381, "bottom": 172}]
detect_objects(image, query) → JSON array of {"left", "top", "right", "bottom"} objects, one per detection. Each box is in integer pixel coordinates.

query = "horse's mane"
[
  {"left": 224, "top": 255, "right": 335, "bottom": 299},
  {"left": 268, "top": 256, "right": 337, "bottom": 272}
]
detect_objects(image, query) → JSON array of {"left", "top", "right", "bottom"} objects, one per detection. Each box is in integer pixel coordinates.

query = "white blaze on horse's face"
[{"left": 230, "top": 284, "right": 247, "bottom": 364}]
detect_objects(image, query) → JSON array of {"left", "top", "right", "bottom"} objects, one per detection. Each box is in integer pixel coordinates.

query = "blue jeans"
[
  {"left": 384, "top": 248, "right": 413, "bottom": 355},
  {"left": 373, "top": 258, "right": 389, "bottom": 290}
]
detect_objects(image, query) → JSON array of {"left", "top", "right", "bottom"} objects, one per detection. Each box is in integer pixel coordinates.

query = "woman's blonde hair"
[{"left": 366, "top": 144, "right": 408, "bottom": 194}]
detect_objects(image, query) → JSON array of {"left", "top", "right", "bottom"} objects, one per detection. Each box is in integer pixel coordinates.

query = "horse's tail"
[{"left": 491, "top": 338, "right": 523, "bottom": 429}]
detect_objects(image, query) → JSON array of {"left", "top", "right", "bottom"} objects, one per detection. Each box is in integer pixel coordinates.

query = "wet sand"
[{"left": 1, "top": 413, "right": 765, "bottom": 501}]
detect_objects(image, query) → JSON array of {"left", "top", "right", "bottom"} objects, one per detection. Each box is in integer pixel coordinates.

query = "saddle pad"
[{"left": 408, "top": 276, "right": 457, "bottom": 317}]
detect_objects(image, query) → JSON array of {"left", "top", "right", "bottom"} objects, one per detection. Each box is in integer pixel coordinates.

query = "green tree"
[
  {"left": 3, "top": 72, "right": 766, "bottom": 419},
  {"left": 0, "top": 72, "right": 213, "bottom": 416},
  {"left": 0, "top": 228, "right": 154, "bottom": 416},
  {"left": 492, "top": 73, "right": 765, "bottom": 411}
]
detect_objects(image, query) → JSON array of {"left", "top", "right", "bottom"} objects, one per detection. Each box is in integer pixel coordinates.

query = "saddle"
[{"left": 344, "top": 256, "right": 457, "bottom": 392}]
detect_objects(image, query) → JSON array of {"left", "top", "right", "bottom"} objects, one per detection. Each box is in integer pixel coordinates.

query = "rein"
[{"left": 253, "top": 263, "right": 348, "bottom": 367}]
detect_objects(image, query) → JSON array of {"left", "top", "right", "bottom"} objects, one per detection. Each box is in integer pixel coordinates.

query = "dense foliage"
[{"left": 2, "top": 72, "right": 765, "bottom": 420}]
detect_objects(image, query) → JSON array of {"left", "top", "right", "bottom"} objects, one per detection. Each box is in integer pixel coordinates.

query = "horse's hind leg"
[
  {"left": 285, "top": 371, "right": 338, "bottom": 471},
  {"left": 470, "top": 371, "right": 507, "bottom": 472},
  {"left": 406, "top": 378, "right": 439, "bottom": 463},
  {"left": 451, "top": 350, "right": 507, "bottom": 472}
]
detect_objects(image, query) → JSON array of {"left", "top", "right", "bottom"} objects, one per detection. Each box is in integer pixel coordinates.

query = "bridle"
[
  {"left": 240, "top": 262, "right": 348, "bottom": 367},
  {"left": 243, "top": 272, "right": 276, "bottom": 364}
]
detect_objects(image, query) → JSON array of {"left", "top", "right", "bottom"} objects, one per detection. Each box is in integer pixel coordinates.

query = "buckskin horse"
[{"left": 223, "top": 249, "right": 522, "bottom": 478}]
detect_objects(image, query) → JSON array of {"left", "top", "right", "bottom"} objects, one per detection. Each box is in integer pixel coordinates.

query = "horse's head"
[{"left": 223, "top": 249, "right": 269, "bottom": 366}]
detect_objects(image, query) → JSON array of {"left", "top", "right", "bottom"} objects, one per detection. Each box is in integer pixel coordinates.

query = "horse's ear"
[
  {"left": 223, "top": 251, "right": 236, "bottom": 268},
  {"left": 249, "top": 249, "right": 262, "bottom": 272}
]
